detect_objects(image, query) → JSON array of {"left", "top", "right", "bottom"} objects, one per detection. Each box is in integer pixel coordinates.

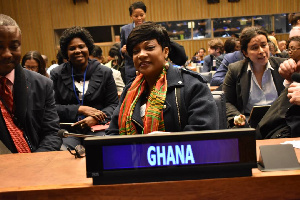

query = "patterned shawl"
[{"left": 118, "top": 67, "right": 168, "bottom": 135}]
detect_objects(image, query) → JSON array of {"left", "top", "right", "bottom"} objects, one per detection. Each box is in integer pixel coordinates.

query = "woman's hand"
[
  {"left": 121, "top": 45, "right": 127, "bottom": 54},
  {"left": 233, "top": 114, "right": 246, "bottom": 127},
  {"left": 288, "top": 82, "right": 300, "bottom": 105},
  {"left": 78, "top": 106, "right": 106, "bottom": 118},
  {"left": 72, "top": 116, "right": 98, "bottom": 128}
]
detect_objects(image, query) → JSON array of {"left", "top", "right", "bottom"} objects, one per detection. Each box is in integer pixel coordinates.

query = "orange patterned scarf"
[{"left": 118, "top": 67, "right": 167, "bottom": 135}]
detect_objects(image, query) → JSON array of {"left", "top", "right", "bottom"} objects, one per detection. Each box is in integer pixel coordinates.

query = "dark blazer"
[
  {"left": 222, "top": 57, "right": 286, "bottom": 126},
  {"left": 210, "top": 51, "right": 244, "bottom": 86},
  {"left": 120, "top": 23, "right": 135, "bottom": 84},
  {"left": 0, "top": 65, "right": 62, "bottom": 153},
  {"left": 202, "top": 55, "right": 213, "bottom": 72},
  {"left": 106, "top": 65, "right": 219, "bottom": 135},
  {"left": 50, "top": 59, "right": 119, "bottom": 123}
]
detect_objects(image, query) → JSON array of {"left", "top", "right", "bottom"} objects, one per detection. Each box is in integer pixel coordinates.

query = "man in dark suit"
[
  {"left": 0, "top": 14, "right": 62, "bottom": 153},
  {"left": 210, "top": 50, "right": 244, "bottom": 86},
  {"left": 202, "top": 38, "right": 224, "bottom": 72}
]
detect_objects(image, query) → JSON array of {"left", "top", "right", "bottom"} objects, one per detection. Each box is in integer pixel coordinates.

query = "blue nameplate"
[{"left": 85, "top": 128, "right": 257, "bottom": 185}]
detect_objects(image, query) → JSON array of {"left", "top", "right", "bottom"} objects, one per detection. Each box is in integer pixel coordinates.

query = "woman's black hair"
[
  {"left": 91, "top": 45, "right": 103, "bottom": 59},
  {"left": 59, "top": 26, "right": 94, "bottom": 59},
  {"left": 56, "top": 50, "right": 64, "bottom": 65},
  {"left": 288, "top": 13, "right": 300, "bottom": 27},
  {"left": 129, "top": 1, "right": 146, "bottom": 16},
  {"left": 240, "top": 26, "right": 269, "bottom": 58},
  {"left": 126, "top": 21, "right": 170, "bottom": 58},
  {"left": 22, "top": 50, "right": 47, "bottom": 77}
]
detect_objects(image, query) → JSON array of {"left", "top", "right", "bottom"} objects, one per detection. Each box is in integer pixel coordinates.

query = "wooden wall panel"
[{"left": 0, "top": 0, "right": 299, "bottom": 62}]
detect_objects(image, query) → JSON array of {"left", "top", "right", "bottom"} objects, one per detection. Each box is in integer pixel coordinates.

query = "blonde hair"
[{"left": 268, "top": 36, "right": 281, "bottom": 53}]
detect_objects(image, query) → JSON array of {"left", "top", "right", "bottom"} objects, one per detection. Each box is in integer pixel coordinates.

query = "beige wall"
[{"left": 0, "top": 0, "right": 299, "bottom": 63}]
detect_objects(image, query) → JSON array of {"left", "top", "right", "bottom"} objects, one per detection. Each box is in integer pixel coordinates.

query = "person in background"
[
  {"left": 90, "top": 45, "right": 125, "bottom": 93},
  {"left": 198, "top": 48, "right": 206, "bottom": 62},
  {"left": 105, "top": 43, "right": 124, "bottom": 71},
  {"left": 106, "top": 22, "right": 218, "bottom": 135},
  {"left": 215, "top": 38, "right": 240, "bottom": 69},
  {"left": 268, "top": 41, "right": 279, "bottom": 57},
  {"left": 89, "top": 45, "right": 105, "bottom": 63},
  {"left": 256, "top": 36, "right": 300, "bottom": 138},
  {"left": 268, "top": 36, "right": 289, "bottom": 58},
  {"left": 42, "top": 54, "right": 48, "bottom": 69},
  {"left": 121, "top": 1, "right": 147, "bottom": 84},
  {"left": 202, "top": 38, "right": 224, "bottom": 72},
  {"left": 105, "top": 44, "right": 125, "bottom": 82},
  {"left": 278, "top": 40, "right": 287, "bottom": 52},
  {"left": 47, "top": 50, "right": 66, "bottom": 75},
  {"left": 222, "top": 26, "right": 285, "bottom": 128},
  {"left": 22, "top": 50, "right": 49, "bottom": 77},
  {"left": 289, "top": 13, "right": 300, "bottom": 38},
  {"left": 0, "top": 14, "right": 62, "bottom": 152},
  {"left": 210, "top": 50, "right": 244, "bottom": 87},
  {"left": 268, "top": 30, "right": 275, "bottom": 37},
  {"left": 50, "top": 26, "right": 119, "bottom": 149},
  {"left": 231, "top": 33, "right": 239, "bottom": 38}
]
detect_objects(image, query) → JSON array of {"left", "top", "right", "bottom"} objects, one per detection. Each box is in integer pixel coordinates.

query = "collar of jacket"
[
  {"left": 166, "top": 65, "right": 184, "bottom": 88},
  {"left": 60, "top": 59, "right": 102, "bottom": 100}
]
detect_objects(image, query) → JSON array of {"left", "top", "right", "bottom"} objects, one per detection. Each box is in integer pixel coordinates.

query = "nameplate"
[{"left": 85, "top": 128, "right": 257, "bottom": 184}]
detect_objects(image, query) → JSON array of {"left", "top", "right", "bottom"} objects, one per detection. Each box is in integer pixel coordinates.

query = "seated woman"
[
  {"left": 106, "top": 22, "right": 218, "bottom": 135},
  {"left": 22, "top": 50, "right": 49, "bottom": 77},
  {"left": 223, "top": 26, "right": 286, "bottom": 128},
  {"left": 50, "top": 26, "right": 119, "bottom": 148}
]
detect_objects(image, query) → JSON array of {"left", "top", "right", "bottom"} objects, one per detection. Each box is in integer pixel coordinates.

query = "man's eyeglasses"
[
  {"left": 67, "top": 145, "right": 86, "bottom": 158},
  {"left": 287, "top": 48, "right": 300, "bottom": 52}
]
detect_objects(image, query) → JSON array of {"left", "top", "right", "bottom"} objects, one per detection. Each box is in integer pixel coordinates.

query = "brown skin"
[
  {"left": 0, "top": 26, "right": 21, "bottom": 76},
  {"left": 132, "top": 39, "right": 169, "bottom": 91},
  {"left": 24, "top": 59, "right": 39, "bottom": 72},
  {"left": 67, "top": 37, "right": 107, "bottom": 128}
]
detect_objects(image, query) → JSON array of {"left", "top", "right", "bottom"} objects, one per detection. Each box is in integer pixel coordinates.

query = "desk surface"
[{"left": 1, "top": 138, "right": 300, "bottom": 199}]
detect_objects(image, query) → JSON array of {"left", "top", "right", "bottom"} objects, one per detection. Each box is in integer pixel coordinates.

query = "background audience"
[{"left": 90, "top": 45, "right": 125, "bottom": 93}]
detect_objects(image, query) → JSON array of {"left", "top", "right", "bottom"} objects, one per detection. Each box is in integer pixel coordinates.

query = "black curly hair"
[
  {"left": 126, "top": 21, "right": 170, "bottom": 58},
  {"left": 59, "top": 26, "right": 94, "bottom": 59}
]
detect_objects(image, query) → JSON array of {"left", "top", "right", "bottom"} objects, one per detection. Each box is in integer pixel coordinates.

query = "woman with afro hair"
[{"left": 50, "top": 26, "right": 119, "bottom": 149}]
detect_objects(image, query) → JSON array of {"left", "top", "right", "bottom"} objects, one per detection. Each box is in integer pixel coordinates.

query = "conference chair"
[{"left": 212, "top": 91, "right": 227, "bottom": 129}]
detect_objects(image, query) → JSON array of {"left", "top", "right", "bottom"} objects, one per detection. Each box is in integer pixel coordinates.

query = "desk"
[{"left": 0, "top": 138, "right": 300, "bottom": 199}]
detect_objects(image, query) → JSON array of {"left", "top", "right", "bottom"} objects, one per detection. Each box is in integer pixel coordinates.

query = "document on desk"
[{"left": 281, "top": 140, "right": 300, "bottom": 149}]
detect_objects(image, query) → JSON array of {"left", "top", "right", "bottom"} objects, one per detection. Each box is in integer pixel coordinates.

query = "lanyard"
[{"left": 72, "top": 64, "right": 89, "bottom": 105}]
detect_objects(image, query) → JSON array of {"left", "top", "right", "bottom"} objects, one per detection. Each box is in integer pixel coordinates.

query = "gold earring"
[{"left": 165, "top": 62, "right": 169, "bottom": 69}]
